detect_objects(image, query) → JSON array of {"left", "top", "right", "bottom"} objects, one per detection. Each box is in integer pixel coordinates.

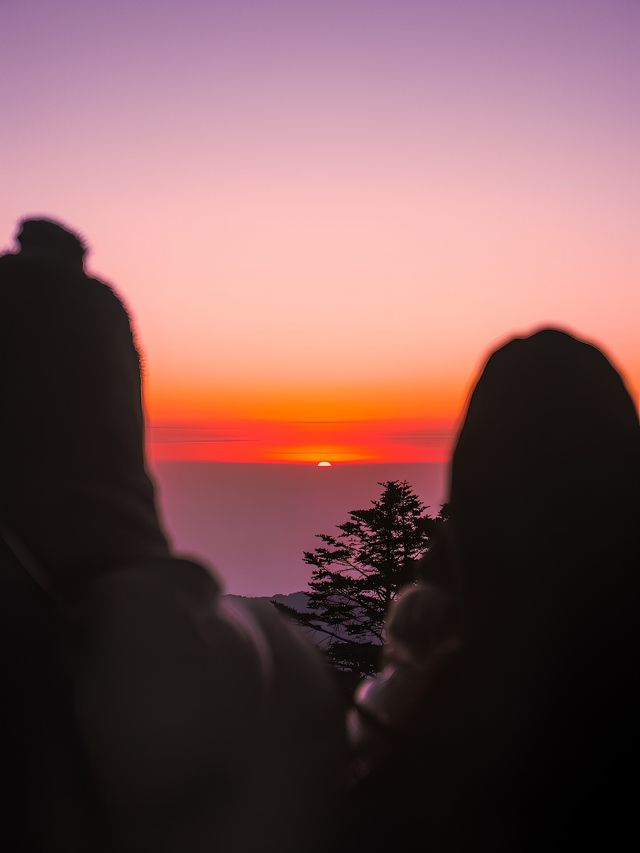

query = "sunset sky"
[{"left": 2, "top": 0, "right": 639, "bottom": 467}]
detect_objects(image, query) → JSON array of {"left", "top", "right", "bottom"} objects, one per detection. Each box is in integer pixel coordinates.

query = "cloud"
[
  {"left": 387, "top": 429, "right": 455, "bottom": 446},
  {"left": 149, "top": 426, "right": 254, "bottom": 444}
]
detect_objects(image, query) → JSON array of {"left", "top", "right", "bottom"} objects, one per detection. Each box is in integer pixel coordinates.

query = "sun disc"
[{"left": 317, "top": 461, "right": 332, "bottom": 467}]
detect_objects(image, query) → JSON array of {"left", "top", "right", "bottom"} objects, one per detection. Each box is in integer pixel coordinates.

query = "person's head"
[
  {"left": 449, "top": 328, "right": 639, "bottom": 636},
  {"left": 16, "top": 218, "right": 87, "bottom": 270}
]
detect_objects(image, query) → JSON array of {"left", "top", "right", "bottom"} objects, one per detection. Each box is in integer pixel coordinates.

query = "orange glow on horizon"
[
  {"left": 144, "top": 374, "right": 471, "bottom": 424},
  {"left": 147, "top": 417, "right": 457, "bottom": 464},
  {"left": 267, "top": 445, "right": 375, "bottom": 464},
  {"left": 144, "top": 350, "right": 639, "bottom": 465}
]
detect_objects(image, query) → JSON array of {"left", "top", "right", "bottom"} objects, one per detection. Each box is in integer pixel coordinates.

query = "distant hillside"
[
  {"left": 271, "top": 591, "right": 311, "bottom": 612},
  {"left": 224, "top": 591, "right": 328, "bottom": 644},
  {"left": 224, "top": 591, "right": 376, "bottom": 646},
  {"left": 225, "top": 590, "right": 309, "bottom": 611}
]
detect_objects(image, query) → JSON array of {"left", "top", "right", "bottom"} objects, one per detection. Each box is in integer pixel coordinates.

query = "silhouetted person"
[
  {"left": 0, "top": 218, "right": 170, "bottom": 591},
  {"left": 0, "top": 218, "right": 345, "bottom": 852},
  {"left": 347, "top": 328, "right": 640, "bottom": 852},
  {"left": 0, "top": 218, "right": 171, "bottom": 849}
]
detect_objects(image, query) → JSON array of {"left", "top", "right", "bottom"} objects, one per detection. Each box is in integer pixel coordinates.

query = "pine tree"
[{"left": 278, "top": 480, "right": 447, "bottom": 678}]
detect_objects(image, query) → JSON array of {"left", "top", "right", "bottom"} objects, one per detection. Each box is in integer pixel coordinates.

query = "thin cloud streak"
[{"left": 148, "top": 418, "right": 457, "bottom": 463}]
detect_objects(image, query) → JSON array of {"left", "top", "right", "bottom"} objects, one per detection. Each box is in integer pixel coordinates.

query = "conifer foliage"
[{"left": 282, "top": 480, "right": 447, "bottom": 677}]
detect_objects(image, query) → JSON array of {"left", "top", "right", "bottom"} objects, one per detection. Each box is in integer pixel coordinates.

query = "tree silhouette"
[{"left": 278, "top": 481, "right": 448, "bottom": 679}]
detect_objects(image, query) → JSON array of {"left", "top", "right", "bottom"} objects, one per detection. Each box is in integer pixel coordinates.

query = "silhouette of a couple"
[{"left": 1, "top": 218, "right": 638, "bottom": 852}]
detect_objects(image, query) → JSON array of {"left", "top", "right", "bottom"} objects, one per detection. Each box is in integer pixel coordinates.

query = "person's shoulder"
[
  {"left": 83, "top": 275, "right": 132, "bottom": 322},
  {"left": 0, "top": 252, "right": 21, "bottom": 275},
  {"left": 0, "top": 253, "right": 35, "bottom": 297}
]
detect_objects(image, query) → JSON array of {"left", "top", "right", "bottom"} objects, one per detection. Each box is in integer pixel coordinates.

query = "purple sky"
[{"left": 3, "top": 1, "right": 638, "bottom": 413}]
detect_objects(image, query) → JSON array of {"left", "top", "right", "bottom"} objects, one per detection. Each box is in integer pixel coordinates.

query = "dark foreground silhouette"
[
  {"left": 0, "top": 219, "right": 345, "bottom": 853},
  {"left": 0, "top": 218, "right": 170, "bottom": 589},
  {"left": 347, "top": 329, "right": 640, "bottom": 852}
]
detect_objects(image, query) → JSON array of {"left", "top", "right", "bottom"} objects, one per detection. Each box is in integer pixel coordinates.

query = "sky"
[
  {"left": 2, "top": 0, "right": 639, "bottom": 467},
  {"left": 1, "top": 0, "right": 639, "bottom": 589}
]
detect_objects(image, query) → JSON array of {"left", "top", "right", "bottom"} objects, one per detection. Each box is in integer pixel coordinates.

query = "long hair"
[{"left": 449, "top": 328, "right": 639, "bottom": 646}]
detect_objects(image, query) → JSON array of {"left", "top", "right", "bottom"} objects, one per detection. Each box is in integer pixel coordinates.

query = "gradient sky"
[{"left": 2, "top": 0, "right": 639, "bottom": 464}]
